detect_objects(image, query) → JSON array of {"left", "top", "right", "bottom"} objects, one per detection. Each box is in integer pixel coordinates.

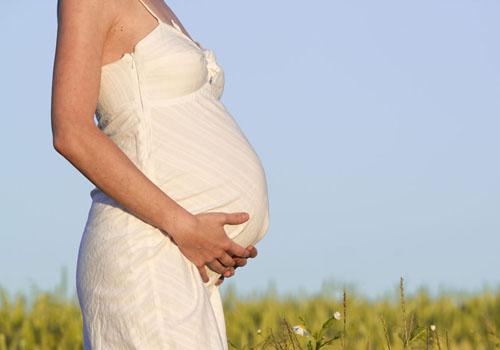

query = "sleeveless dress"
[{"left": 75, "top": 1, "right": 270, "bottom": 349}]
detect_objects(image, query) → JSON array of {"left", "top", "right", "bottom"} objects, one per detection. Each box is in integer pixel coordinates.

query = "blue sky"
[{"left": 0, "top": 0, "right": 499, "bottom": 300}]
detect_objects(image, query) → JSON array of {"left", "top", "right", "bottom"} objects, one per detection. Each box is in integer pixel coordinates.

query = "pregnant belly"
[{"left": 150, "top": 98, "right": 270, "bottom": 247}]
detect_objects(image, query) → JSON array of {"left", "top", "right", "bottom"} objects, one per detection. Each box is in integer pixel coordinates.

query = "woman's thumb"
[{"left": 224, "top": 212, "right": 249, "bottom": 225}]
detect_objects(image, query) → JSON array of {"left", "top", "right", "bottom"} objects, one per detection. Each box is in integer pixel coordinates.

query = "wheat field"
[{"left": 0, "top": 276, "right": 498, "bottom": 350}]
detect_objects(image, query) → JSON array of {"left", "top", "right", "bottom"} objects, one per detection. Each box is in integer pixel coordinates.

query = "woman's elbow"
[
  {"left": 52, "top": 123, "right": 74, "bottom": 156},
  {"left": 51, "top": 114, "right": 88, "bottom": 157}
]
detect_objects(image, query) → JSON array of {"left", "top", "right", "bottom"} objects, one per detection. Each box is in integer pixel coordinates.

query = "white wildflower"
[
  {"left": 430, "top": 324, "right": 436, "bottom": 332},
  {"left": 292, "top": 324, "right": 310, "bottom": 337},
  {"left": 333, "top": 311, "right": 342, "bottom": 320}
]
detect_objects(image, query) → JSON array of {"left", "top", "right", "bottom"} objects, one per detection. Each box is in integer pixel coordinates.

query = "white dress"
[{"left": 76, "top": 1, "right": 270, "bottom": 348}]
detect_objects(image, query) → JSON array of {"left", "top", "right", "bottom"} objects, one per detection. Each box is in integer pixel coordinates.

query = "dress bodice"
[{"left": 96, "top": 19, "right": 225, "bottom": 124}]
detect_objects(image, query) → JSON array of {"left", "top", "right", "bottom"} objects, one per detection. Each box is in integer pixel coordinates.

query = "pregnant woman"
[{"left": 51, "top": 0, "right": 270, "bottom": 348}]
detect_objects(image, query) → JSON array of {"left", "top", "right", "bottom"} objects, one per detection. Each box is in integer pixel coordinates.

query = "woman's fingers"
[
  {"left": 215, "top": 266, "right": 235, "bottom": 286},
  {"left": 215, "top": 275, "right": 224, "bottom": 286},
  {"left": 229, "top": 245, "right": 256, "bottom": 267},
  {"left": 215, "top": 245, "right": 258, "bottom": 286},
  {"left": 247, "top": 245, "right": 258, "bottom": 258},
  {"left": 224, "top": 245, "right": 257, "bottom": 268},
  {"left": 226, "top": 240, "right": 250, "bottom": 259},
  {"left": 207, "top": 258, "right": 231, "bottom": 275},
  {"left": 222, "top": 212, "right": 249, "bottom": 225},
  {"left": 220, "top": 212, "right": 251, "bottom": 258},
  {"left": 217, "top": 251, "right": 236, "bottom": 268},
  {"left": 197, "top": 265, "right": 209, "bottom": 283},
  {"left": 233, "top": 256, "right": 248, "bottom": 267}
]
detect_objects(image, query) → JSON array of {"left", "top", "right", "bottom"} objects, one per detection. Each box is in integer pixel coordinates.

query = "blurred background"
[{"left": 0, "top": 0, "right": 499, "bottom": 303}]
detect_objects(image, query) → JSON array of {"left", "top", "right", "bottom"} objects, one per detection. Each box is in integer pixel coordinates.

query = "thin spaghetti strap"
[{"left": 136, "top": 0, "right": 161, "bottom": 23}]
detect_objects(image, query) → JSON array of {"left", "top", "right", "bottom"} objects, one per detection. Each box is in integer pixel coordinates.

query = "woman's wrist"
[{"left": 159, "top": 203, "right": 197, "bottom": 240}]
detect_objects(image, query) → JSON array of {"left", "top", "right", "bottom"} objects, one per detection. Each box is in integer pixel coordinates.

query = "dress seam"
[{"left": 130, "top": 53, "right": 168, "bottom": 347}]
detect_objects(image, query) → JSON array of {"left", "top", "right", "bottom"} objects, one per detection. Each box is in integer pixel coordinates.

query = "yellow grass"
[{"left": 0, "top": 276, "right": 498, "bottom": 349}]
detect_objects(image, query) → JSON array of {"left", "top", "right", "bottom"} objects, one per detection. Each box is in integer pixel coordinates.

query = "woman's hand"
[
  {"left": 167, "top": 211, "right": 251, "bottom": 283},
  {"left": 215, "top": 245, "right": 258, "bottom": 286}
]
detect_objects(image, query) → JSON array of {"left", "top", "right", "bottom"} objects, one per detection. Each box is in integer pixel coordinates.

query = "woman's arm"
[{"left": 51, "top": 0, "right": 250, "bottom": 283}]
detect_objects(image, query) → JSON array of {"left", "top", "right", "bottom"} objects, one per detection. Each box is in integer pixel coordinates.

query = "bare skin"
[
  {"left": 97, "top": 0, "right": 201, "bottom": 66},
  {"left": 51, "top": 0, "right": 256, "bottom": 284},
  {"left": 216, "top": 245, "right": 258, "bottom": 286}
]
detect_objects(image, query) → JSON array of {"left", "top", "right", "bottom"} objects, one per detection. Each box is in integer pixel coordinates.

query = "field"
[{"left": 0, "top": 275, "right": 498, "bottom": 350}]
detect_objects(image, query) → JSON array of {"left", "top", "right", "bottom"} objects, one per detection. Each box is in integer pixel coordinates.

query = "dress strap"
[{"left": 136, "top": 0, "right": 161, "bottom": 23}]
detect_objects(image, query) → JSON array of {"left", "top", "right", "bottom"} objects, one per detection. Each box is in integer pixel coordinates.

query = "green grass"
[{"left": 0, "top": 275, "right": 498, "bottom": 350}]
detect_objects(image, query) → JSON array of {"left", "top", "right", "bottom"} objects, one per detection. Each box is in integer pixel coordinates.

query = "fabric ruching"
[{"left": 203, "top": 49, "right": 225, "bottom": 100}]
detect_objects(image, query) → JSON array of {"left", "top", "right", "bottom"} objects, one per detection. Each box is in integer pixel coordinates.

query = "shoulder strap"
[{"left": 136, "top": 0, "right": 161, "bottom": 23}]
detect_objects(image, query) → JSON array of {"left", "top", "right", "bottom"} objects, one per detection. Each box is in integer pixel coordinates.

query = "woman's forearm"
[{"left": 53, "top": 123, "right": 196, "bottom": 239}]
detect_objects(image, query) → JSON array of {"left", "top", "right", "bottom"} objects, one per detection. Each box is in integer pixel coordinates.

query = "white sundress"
[{"left": 75, "top": 1, "right": 270, "bottom": 349}]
